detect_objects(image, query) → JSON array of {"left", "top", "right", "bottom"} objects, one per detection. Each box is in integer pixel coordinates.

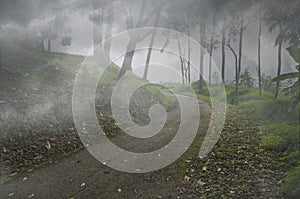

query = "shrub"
[
  {"left": 278, "top": 165, "right": 300, "bottom": 199},
  {"left": 260, "top": 123, "right": 299, "bottom": 152},
  {"left": 237, "top": 98, "right": 298, "bottom": 122}
]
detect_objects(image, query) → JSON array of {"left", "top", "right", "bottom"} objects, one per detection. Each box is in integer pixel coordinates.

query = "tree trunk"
[
  {"left": 47, "top": 37, "right": 51, "bottom": 52},
  {"left": 221, "top": 25, "right": 226, "bottom": 83},
  {"left": 104, "top": 3, "right": 114, "bottom": 59},
  {"left": 187, "top": 28, "right": 191, "bottom": 84},
  {"left": 47, "top": 24, "right": 52, "bottom": 52},
  {"left": 118, "top": 0, "right": 147, "bottom": 80},
  {"left": 118, "top": 38, "right": 137, "bottom": 80},
  {"left": 0, "top": 45, "right": 2, "bottom": 71},
  {"left": 40, "top": 39, "right": 45, "bottom": 51},
  {"left": 235, "top": 52, "right": 239, "bottom": 95},
  {"left": 226, "top": 36, "right": 238, "bottom": 95},
  {"left": 143, "top": 30, "right": 156, "bottom": 80},
  {"left": 177, "top": 36, "right": 185, "bottom": 84},
  {"left": 238, "top": 14, "right": 244, "bottom": 87},
  {"left": 143, "top": 6, "right": 162, "bottom": 80},
  {"left": 184, "top": 64, "right": 188, "bottom": 84},
  {"left": 180, "top": 57, "right": 185, "bottom": 84},
  {"left": 209, "top": 11, "right": 216, "bottom": 85},
  {"left": 208, "top": 44, "right": 213, "bottom": 85},
  {"left": 274, "top": 37, "right": 283, "bottom": 98},
  {"left": 258, "top": 7, "right": 262, "bottom": 100},
  {"left": 93, "top": 2, "right": 103, "bottom": 56},
  {"left": 0, "top": 29, "right": 2, "bottom": 73},
  {"left": 199, "top": 17, "right": 205, "bottom": 92}
]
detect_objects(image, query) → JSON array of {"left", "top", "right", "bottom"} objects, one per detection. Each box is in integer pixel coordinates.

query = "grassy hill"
[{"left": 0, "top": 43, "right": 176, "bottom": 177}]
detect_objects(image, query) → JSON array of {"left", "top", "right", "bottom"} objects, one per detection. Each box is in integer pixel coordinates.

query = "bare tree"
[
  {"left": 257, "top": 4, "right": 262, "bottom": 99},
  {"left": 143, "top": 5, "right": 163, "bottom": 80},
  {"left": 117, "top": 0, "right": 162, "bottom": 80},
  {"left": 46, "top": 24, "right": 53, "bottom": 52},
  {"left": 227, "top": 1, "right": 255, "bottom": 89},
  {"left": 187, "top": 27, "right": 191, "bottom": 84},
  {"left": 0, "top": 29, "right": 2, "bottom": 70},
  {"left": 199, "top": 16, "right": 206, "bottom": 91},
  {"left": 221, "top": 23, "right": 226, "bottom": 83},
  {"left": 104, "top": 1, "right": 114, "bottom": 59},
  {"left": 176, "top": 35, "right": 186, "bottom": 84},
  {"left": 208, "top": 9, "right": 217, "bottom": 85},
  {"left": 225, "top": 30, "right": 238, "bottom": 94},
  {"left": 91, "top": 0, "right": 104, "bottom": 55},
  {"left": 274, "top": 26, "right": 284, "bottom": 98},
  {"left": 0, "top": 49, "right": 1, "bottom": 68}
]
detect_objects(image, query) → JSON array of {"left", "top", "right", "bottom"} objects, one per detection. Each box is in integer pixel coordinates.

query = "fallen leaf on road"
[
  {"left": 197, "top": 180, "right": 206, "bottom": 186},
  {"left": 45, "top": 141, "right": 51, "bottom": 150},
  {"left": 184, "top": 176, "right": 190, "bottom": 181},
  {"left": 9, "top": 172, "right": 17, "bottom": 177}
]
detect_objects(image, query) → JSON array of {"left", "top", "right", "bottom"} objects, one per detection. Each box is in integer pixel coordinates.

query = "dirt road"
[{"left": 0, "top": 95, "right": 211, "bottom": 198}]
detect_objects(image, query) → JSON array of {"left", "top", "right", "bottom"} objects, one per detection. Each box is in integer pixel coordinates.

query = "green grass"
[
  {"left": 259, "top": 123, "right": 299, "bottom": 152},
  {"left": 187, "top": 81, "right": 299, "bottom": 198},
  {"left": 278, "top": 166, "right": 300, "bottom": 199}
]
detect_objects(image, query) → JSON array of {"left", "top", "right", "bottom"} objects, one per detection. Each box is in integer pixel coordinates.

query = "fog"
[
  {"left": 0, "top": 0, "right": 297, "bottom": 82},
  {"left": 0, "top": 0, "right": 298, "bottom": 131}
]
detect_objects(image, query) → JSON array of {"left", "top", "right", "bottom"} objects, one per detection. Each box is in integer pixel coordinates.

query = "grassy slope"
[
  {"left": 166, "top": 82, "right": 299, "bottom": 198},
  {"left": 0, "top": 44, "right": 176, "bottom": 175}
]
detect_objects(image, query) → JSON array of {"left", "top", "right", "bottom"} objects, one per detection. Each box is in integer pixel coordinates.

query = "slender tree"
[
  {"left": 187, "top": 27, "right": 191, "bottom": 84},
  {"left": 221, "top": 23, "right": 226, "bottom": 83},
  {"left": 257, "top": 3, "right": 262, "bottom": 99},
  {"left": 199, "top": 16, "right": 206, "bottom": 91},
  {"left": 227, "top": 0, "right": 255, "bottom": 90},
  {"left": 104, "top": 1, "right": 114, "bottom": 59},
  {"left": 46, "top": 24, "right": 53, "bottom": 52},
  {"left": 92, "top": 0, "right": 104, "bottom": 55},
  {"left": 208, "top": 9, "right": 217, "bottom": 85},
  {"left": 264, "top": 0, "right": 300, "bottom": 98},
  {"left": 237, "top": 13, "right": 244, "bottom": 82},
  {"left": 143, "top": 5, "right": 163, "bottom": 80},
  {"left": 226, "top": 32, "right": 239, "bottom": 94},
  {"left": 0, "top": 48, "right": 1, "bottom": 68},
  {"left": 274, "top": 26, "right": 284, "bottom": 98},
  {"left": 117, "top": 0, "right": 162, "bottom": 80},
  {"left": 176, "top": 35, "right": 186, "bottom": 84},
  {"left": 0, "top": 29, "right": 2, "bottom": 70}
]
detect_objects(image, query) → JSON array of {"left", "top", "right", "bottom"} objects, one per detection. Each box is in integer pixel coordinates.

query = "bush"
[
  {"left": 279, "top": 165, "right": 300, "bottom": 199},
  {"left": 237, "top": 98, "right": 298, "bottom": 122},
  {"left": 260, "top": 123, "right": 299, "bottom": 152},
  {"left": 277, "top": 151, "right": 300, "bottom": 169}
]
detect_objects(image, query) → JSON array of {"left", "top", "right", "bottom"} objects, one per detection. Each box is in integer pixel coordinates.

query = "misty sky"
[{"left": 0, "top": 0, "right": 297, "bottom": 84}]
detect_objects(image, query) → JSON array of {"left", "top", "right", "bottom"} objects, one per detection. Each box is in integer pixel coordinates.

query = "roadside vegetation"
[{"left": 174, "top": 61, "right": 299, "bottom": 198}]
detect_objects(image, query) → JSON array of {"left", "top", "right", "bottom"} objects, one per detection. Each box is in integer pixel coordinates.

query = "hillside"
[{"left": 0, "top": 43, "right": 176, "bottom": 178}]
